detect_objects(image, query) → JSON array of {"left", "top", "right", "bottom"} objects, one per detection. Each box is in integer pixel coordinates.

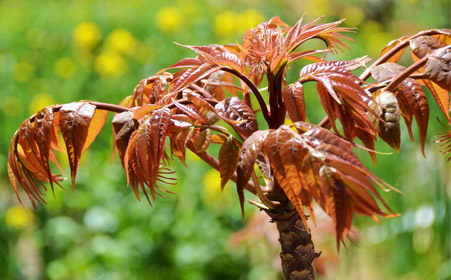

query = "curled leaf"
[
  {"left": 409, "top": 35, "right": 446, "bottom": 59},
  {"left": 215, "top": 97, "right": 258, "bottom": 138},
  {"left": 424, "top": 46, "right": 451, "bottom": 91},
  {"left": 375, "top": 91, "right": 401, "bottom": 151}
]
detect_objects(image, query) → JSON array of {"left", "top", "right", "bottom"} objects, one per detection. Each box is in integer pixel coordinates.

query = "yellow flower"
[
  {"left": 73, "top": 22, "right": 101, "bottom": 49},
  {"left": 29, "top": 93, "right": 56, "bottom": 114},
  {"left": 340, "top": 6, "right": 364, "bottom": 27},
  {"left": 214, "top": 10, "right": 238, "bottom": 37},
  {"left": 238, "top": 9, "right": 264, "bottom": 32},
  {"left": 202, "top": 169, "right": 232, "bottom": 207},
  {"left": 155, "top": 6, "right": 183, "bottom": 34},
  {"left": 5, "top": 205, "right": 34, "bottom": 230},
  {"left": 105, "top": 28, "right": 137, "bottom": 55},
  {"left": 13, "top": 61, "right": 34, "bottom": 83},
  {"left": 54, "top": 57, "right": 77, "bottom": 79},
  {"left": 94, "top": 50, "right": 127, "bottom": 77},
  {"left": 203, "top": 169, "right": 222, "bottom": 191}
]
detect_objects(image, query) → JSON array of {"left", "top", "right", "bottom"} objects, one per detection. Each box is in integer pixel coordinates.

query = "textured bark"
[{"left": 266, "top": 204, "right": 319, "bottom": 280}]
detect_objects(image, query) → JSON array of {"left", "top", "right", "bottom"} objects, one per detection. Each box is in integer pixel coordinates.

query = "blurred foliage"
[{"left": 0, "top": 0, "right": 449, "bottom": 279}]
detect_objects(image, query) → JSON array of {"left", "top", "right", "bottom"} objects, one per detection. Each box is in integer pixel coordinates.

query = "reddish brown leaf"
[
  {"left": 167, "top": 58, "right": 203, "bottom": 69},
  {"left": 123, "top": 108, "right": 173, "bottom": 202},
  {"left": 59, "top": 102, "right": 97, "bottom": 188},
  {"left": 409, "top": 35, "right": 447, "bottom": 59},
  {"left": 112, "top": 111, "right": 138, "bottom": 166},
  {"left": 133, "top": 104, "right": 162, "bottom": 119},
  {"left": 218, "top": 135, "right": 241, "bottom": 190},
  {"left": 193, "top": 128, "right": 211, "bottom": 153},
  {"left": 371, "top": 63, "right": 406, "bottom": 82},
  {"left": 424, "top": 46, "right": 451, "bottom": 92},
  {"left": 172, "top": 64, "right": 221, "bottom": 93},
  {"left": 434, "top": 119, "right": 451, "bottom": 161},
  {"left": 380, "top": 35, "right": 410, "bottom": 63},
  {"left": 282, "top": 82, "right": 306, "bottom": 123},
  {"left": 374, "top": 91, "right": 401, "bottom": 151},
  {"left": 32, "top": 107, "right": 57, "bottom": 192},
  {"left": 300, "top": 61, "right": 376, "bottom": 139},
  {"left": 237, "top": 130, "right": 270, "bottom": 214},
  {"left": 263, "top": 123, "right": 396, "bottom": 246},
  {"left": 215, "top": 97, "right": 258, "bottom": 138},
  {"left": 398, "top": 79, "right": 430, "bottom": 155},
  {"left": 421, "top": 79, "right": 450, "bottom": 122},
  {"left": 173, "top": 100, "right": 209, "bottom": 124}
]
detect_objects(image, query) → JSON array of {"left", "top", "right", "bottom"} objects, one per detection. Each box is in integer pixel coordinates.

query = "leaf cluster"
[{"left": 7, "top": 16, "right": 450, "bottom": 245}]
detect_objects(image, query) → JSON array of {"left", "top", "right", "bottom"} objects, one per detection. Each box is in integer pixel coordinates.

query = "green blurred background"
[{"left": 0, "top": 0, "right": 449, "bottom": 279}]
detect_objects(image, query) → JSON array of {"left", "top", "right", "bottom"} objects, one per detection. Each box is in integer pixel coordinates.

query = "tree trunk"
[{"left": 265, "top": 203, "right": 319, "bottom": 280}]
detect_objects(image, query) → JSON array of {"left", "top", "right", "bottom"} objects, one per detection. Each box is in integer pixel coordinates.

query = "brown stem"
[
  {"left": 359, "top": 29, "right": 443, "bottom": 81},
  {"left": 221, "top": 68, "right": 271, "bottom": 124},
  {"left": 187, "top": 145, "right": 257, "bottom": 195},
  {"left": 384, "top": 56, "right": 428, "bottom": 92},
  {"left": 88, "top": 101, "right": 133, "bottom": 113},
  {"left": 318, "top": 117, "right": 331, "bottom": 129},
  {"left": 367, "top": 73, "right": 426, "bottom": 93},
  {"left": 265, "top": 203, "right": 319, "bottom": 280}
]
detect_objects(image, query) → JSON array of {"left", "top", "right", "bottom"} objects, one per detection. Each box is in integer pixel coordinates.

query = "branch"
[
  {"left": 384, "top": 56, "right": 428, "bottom": 92},
  {"left": 88, "top": 101, "right": 133, "bottom": 113},
  {"left": 221, "top": 68, "right": 271, "bottom": 124},
  {"left": 359, "top": 29, "right": 444, "bottom": 81},
  {"left": 367, "top": 73, "right": 426, "bottom": 93}
]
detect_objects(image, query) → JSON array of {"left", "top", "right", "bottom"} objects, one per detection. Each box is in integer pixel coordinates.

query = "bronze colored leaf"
[
  {"left": 398, "top": 79, "right": 430, "bottom": 155},
  {"left": 124, "top": 108, "right": 173, "bottom": 202},
  {"left": 371, "top": 63, "right": 406, "bottom": 82},
  {"left": 421, "top": 79, "right": 450, "bottom": 122},
  {"left": 193, "top": 128, "right": 211, "bottom": 153},
  {"left": 278, "top": 137, "right": 314, "bottom": 226},
  {"left": 215, "top": 97, "right": 258, "bottom": 138},
  {"left": 172, "top": 64, "right": 221, "bottom": 93},
  {"left": 410, "top": 35, "right": 446, "bottom": 59},
  {"left": 112, "top": 111, "right": 138, "bottom": 166},
  {"left": 375, "top": 92, "right": 401, "bottom": 151},
  {"left": 173, "top": 100, "right": 209, "bottom": 124},
  {"left": 434, "top": 120, "right": 451, "bottom": 161},
  {"left": 219, "top": 135, "right": 241, "bottom": 190},
  {"left": 82, "top": 109, "right": 109, "bottom": 154},
  {"left": 264, "top": 123, "right": 396, "bottom": 246},
  {"left": 380, "top": 35, "right": 410, "bottom": 63},
  {"left": 424, "top": 46, "right": 451, "bottom": 91},
  {"left": 237, "top": 130, "right": 270, "bottom": 214},
  {"left": 300, "top": 61, "right": 376, "bottom": 139},
  {"left": 133, "top": 104, "right": 162, "bottom": 119},
  {"left": 59, "top": 102, "right": 97, "bottom": 188},
  {"left": 371, "top": 63, "right": 432, "bottom": 153},
  {"left": 32, "top": 107, "right": 57, "bottom": 192},
  {"left": 170, "top": 127, "right": 196, "bottom": 167},
  {"left": 282, "top": 82, "right": 306, "bottom": 123},
  {"left": 167, "top": 58, "right": 203, "bottom": 69}
]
